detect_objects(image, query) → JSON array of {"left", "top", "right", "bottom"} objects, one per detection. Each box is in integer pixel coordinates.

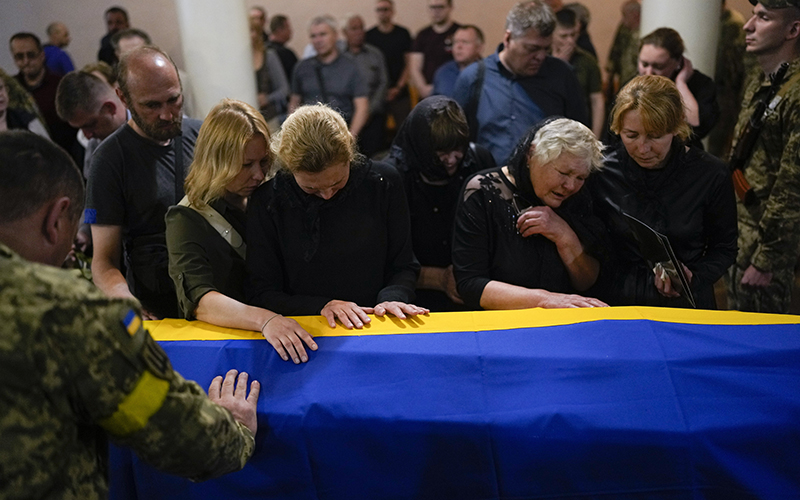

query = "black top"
[
  {"left": 85, "top": 119, "right": 202, "bottom": 317},
  {"left": 268, "top": 41, "right": 299, "bottom": 84},
  {"left": 365, "top": 24, "right": 413, "bottom": 88},
  {"left": 245, "top": 158, "right": 420, "bottom": 315},
  {"left": 165, "top": 198, "right": 247, "bottom": 319},
  {"left": 386, "top": 95, "right": 495, "bottom": 268},
  {"left": 686, "top": 69, "right": 720, "bottom": 148},
  {"left": 577, "top": 29, "right": 598, "bottom": 60},
  {"left": 588, "top": 140, "right": 737, "bottom": 309},
  {"left": 412, "top": 24, "right": 461, "bottom": 83},
  {"left": 98, "top": 32, "right": 117, "bottom": 66},
  {"left": 4, "top": 108, "right": 37, "bottom": 131},
  {"left": 14, "top": 69, "right": 78, "bottom": 156},
  {"left": 452, "top": 167, "right": 606, "bottom": 309}
]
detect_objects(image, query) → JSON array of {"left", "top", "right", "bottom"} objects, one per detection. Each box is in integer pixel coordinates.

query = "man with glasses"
[
  {"left": 452, "top": 1, "right": 588, "bottom": 165},
  {"left": 409, "top": 0, "right": 460, "bottom": 99},
  {"left": 9, "top": 32, "right": 78, "bottom": 158}
]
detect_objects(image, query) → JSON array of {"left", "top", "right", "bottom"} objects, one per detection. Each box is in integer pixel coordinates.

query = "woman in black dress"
[
  {"left": 386, "top": 95, "right": 495, "bottom": 311},
  {"left": 589, "top": 75, "right": 737, "bottom": 308},
  {"left": 246, "top": 104, "right": 428, "bottom": 328},
  {"left": 452, "top": 117, "right": 608, "bottom": 309}
]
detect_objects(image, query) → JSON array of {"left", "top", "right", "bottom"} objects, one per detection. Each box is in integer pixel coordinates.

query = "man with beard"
[{"left": 85, "top": 46, "right": 202, "bottom": 319}]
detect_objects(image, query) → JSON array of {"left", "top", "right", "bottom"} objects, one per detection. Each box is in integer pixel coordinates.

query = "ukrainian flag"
[{"left": 111, "top": 307, "right": 800, "bottom": 499}]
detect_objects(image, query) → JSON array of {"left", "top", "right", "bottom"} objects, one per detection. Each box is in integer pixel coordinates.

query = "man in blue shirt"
[
  {"left": 453, "top": 0, "right": 587, "bottom": 165},
  {"left": 432, "top": 25, "right": 484, "bottom": 97},
  {"left": 43, "top": 22, "right": 74, "bottom": 76}
]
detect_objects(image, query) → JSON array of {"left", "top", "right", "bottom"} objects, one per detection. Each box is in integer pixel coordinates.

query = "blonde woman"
[
  {"left": 166, "top": 98, "right": 316, "bottom": 363},
  {"left": 246, "top": 104, "right": 428, "bottom": 328}
]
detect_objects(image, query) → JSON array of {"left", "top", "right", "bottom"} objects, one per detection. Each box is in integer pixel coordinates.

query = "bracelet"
[{"left": 260, "top": 314, "right": 281, "bottom": 332}]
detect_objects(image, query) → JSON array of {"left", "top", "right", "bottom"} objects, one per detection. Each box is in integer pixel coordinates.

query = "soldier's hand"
[
  {"left": 208, "top": 369, "right": 260, "bottom": 436},
  {"left": 741, "top": 264, "right": 773, "bottom": 288}
]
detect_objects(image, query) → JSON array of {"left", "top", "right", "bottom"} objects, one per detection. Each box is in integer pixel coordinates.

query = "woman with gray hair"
[{"left": 452, "top": 117, "right": 608, "bottom": 309}]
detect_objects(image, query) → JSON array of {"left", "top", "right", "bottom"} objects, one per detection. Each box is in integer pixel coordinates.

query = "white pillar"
[
  {"left": 174, "top": 0, "right": 257, "bottom": 119},
  {"left": 640, "top": 0, "right": 720, "bottom": 76}
]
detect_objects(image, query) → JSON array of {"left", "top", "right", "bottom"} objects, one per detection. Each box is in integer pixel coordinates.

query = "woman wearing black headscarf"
[
  {"left": 386, "top": 96, "right": 495, "bottom": 311},
  {"left": 452, "top": 117, "right": 608, "bottom": 309}
]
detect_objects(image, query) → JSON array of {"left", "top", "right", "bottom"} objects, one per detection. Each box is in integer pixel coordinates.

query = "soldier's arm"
[
  {"left": 71, "top": 302, "right": 259, "bottom": 481},
  {"left": 751, "top": 108, "right": 800, "bottom": 273}
]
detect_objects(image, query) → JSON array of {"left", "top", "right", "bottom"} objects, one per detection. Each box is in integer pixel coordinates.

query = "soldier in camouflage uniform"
[
  {"left": 605, "top": 0, "right": 640, "bottom": 97},
  {"left": 708, "top": 0, "right": 748, "bottom": 159},
  {"left": 0, "top": 131, "right": 260, "bottom": 499},
  {"left": 727, "top": 0, "right": 800, "bottom": 313}
]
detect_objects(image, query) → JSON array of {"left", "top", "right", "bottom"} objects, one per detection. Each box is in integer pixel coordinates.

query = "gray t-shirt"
[{"left": 291, "top": 53, "right": 368, "bottom": 123}]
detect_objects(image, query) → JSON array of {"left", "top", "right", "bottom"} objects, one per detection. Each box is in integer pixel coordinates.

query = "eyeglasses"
[{"left": 13, "top": 50, "right": 40, "bottom": 61}]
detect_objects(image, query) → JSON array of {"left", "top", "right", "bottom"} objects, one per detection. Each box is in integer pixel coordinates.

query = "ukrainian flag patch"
[
  {"left": 83, "top": 208, "right": 97, "bottom": 224},
  {"left": 123, "top": 309, "right": 142, "bottom": 336}
]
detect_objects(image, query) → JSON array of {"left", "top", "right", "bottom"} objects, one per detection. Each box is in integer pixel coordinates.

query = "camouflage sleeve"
[
  {"left": 751, "top": 109, "right": 800, "bottom": 272},
  {"left": 606, "top": 26, "right": 624, "bottom": 75},
  {"left": 64, "top": 298, "right": 255, "bottom": 481}
]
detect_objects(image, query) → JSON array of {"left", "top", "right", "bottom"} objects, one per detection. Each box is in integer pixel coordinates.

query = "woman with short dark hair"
[{"left": 386, "top": 96, "right": 495, "bottom": 311}]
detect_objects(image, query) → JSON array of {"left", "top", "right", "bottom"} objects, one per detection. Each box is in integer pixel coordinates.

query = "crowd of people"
[{"left": 2, "top": 0, "right": 800, "bottom": 496}]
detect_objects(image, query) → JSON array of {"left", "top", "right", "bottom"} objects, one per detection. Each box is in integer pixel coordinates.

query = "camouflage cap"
[{"left": 750, "top": 0, "right": 800, "bottom": 8}]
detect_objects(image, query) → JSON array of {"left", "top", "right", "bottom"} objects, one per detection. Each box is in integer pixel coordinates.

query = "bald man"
[
  {"left": 84, "top": 45, "right": 202, "bottom": 319},
  {"left": 43, "top": 22, "right": 74, "bottom": 76}
]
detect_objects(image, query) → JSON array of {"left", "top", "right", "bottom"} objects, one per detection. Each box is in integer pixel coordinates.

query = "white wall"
[{"left": 1, "top": 0, "right": 756, "bottom": 117}]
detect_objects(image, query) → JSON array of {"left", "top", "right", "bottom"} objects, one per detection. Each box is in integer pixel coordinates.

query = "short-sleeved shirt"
[
  {"left": 453, "top": 53, "right": 589, "bottom": 165},
  {"left": 0, "top": 243, "right": 254, "bottom": 499},
  {"left": 344, "top": 44, "right": 389, "bottom": 115},
  {"left": 366, "top": 24, "right": 413, "bottom": 87},
  {"left": 43, "top": 44, "right": 75, "bottom": 76},
  {"left": 291, "top": 53, "right": 369, "bottom": 124},
  {"left": 412, "top": 23, "right": 461, "bottom": 83},
  {"left": 84, "top": 119, "right": 202, "bottom": 315}
]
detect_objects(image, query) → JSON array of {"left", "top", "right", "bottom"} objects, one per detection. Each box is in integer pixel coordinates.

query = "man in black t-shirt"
[
  {"left": 366, "top": 0, "right": 414, "bottom": 132},
  {"left": 408, "top": 0, "right": 460, "bottom": 99},
  {"left": 269, "top": 15, "right": 299, "bottom": 80},
  {"left": 85, "top": 46, "right": 202, "bottom": 319}
]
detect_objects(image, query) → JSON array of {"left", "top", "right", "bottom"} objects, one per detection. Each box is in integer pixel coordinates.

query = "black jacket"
[{"left": 588, "top": 140, "right": 737, "bottom": 309}]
